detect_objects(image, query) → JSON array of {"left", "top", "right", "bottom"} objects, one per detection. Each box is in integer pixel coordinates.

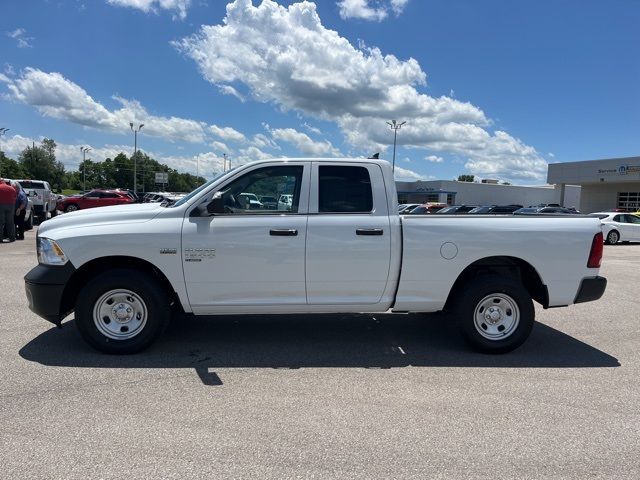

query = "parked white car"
[
  {"left": 278, "top": 194, "right": 293, "bottom": 211},
  {"left": 238, "top": 192, "right": 263, "bottom": 209},
  {"left": 16, "top": 180, "right": 57, "bottom": 222},
  {"left": 589, "top": 212, "right": 640, "bottom": 244}
]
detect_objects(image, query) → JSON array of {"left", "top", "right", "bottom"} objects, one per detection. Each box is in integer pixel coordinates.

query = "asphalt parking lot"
[{"left": 1, "top": 228, "right": 638, "bottom": 479}]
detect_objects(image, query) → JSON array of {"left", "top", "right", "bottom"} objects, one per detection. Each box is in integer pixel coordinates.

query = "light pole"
[
  {"left": 386, "top": 120, "right": 406, "bottom": 173},
  {"left": 0, "top": 128, "right": 9, "bottom": 176},
  {"left": 130, "top": 122, "right": 144, "bottom": 192},
  {"left": 223, "top": 153, "right": 228, "bottom": 172},
  {"left": 80, "top": 146, "right": 91, "bottom": 191}
]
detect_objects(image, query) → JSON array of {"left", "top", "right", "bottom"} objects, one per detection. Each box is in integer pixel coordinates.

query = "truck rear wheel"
[
  {"left": 454, "top": 274, "right": 534, "bottom": 353},
  {"left": 75, "top": 269, "right": 170, "bottom": 354}
]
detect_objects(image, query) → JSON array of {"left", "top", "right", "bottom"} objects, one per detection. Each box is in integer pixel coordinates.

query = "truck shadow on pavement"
[{"left": 19, "top": 313, "right": 620, "bottom": 385}]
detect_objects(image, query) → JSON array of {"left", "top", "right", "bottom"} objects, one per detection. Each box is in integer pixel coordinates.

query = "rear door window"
[
  {"left": 19, "top": 181, "right": 45, "bottom": 190},
  {"left": 318, "top": 166, "right": 373, "bottom": 213}
]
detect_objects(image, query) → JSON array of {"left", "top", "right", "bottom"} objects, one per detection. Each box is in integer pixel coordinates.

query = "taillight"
[{"left": 587, "top": 232, "right": 603, "bottom": 268}]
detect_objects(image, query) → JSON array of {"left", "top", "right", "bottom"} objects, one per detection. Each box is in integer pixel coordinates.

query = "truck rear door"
[{"left": 306, "top": 162, "right": 391, "bottom": 305}]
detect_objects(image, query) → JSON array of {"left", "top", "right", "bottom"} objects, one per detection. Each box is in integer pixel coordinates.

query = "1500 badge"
[{"left": 184, "top": 248, "right": 216, "bottom": 262}]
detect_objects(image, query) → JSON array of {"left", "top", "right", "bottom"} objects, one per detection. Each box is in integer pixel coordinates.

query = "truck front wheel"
[
  {"left": 75, "top": 269, "right": 170, "bottom": 354},
  {"left": 454, "top": 274, "right": 534, "bottom": 354}
]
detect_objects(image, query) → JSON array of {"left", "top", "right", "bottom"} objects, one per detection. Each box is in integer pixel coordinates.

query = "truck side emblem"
[{"left": 160, "top": 248, "right": 177, "bottom": 255}]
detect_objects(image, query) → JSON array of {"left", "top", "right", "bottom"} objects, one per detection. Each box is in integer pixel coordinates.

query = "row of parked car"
[
  {"left": 398, "top": 202, "right": 640, "bottom": 244},
  {"left": 55, "top": 189, "right": 189, "bottom": 213},
  {"left": 398, "top": 202, "right": 580, "bottom": 215}
]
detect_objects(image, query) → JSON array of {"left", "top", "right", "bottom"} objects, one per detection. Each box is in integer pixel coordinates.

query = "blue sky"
[{"left": 1, "top": 0, "right": 638, "bottom": 183}]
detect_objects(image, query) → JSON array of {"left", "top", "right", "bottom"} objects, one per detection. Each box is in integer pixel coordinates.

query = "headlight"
[{"left": 37, "top": 237, "right": 68, "bottom": 265}]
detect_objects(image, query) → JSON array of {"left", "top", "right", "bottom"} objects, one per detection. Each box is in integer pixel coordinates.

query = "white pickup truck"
[{"left": 25, "top": 158, "right": 606, "bottom": 354}]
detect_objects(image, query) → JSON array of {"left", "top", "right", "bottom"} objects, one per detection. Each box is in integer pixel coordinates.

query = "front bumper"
[
  {"left": 574, "top": 276, "right": 607, "bottom": 304},
  {"left": 24, "top": 263, "right": 76, "bottom": 326}
]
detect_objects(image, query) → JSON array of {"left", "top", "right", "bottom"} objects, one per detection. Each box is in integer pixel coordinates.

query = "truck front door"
[
  {"left": 182, "top": 163, "right": 310, "bottom": 313},
  {"left": 305, "top": 163, "right": 392, "bottom": 305}
]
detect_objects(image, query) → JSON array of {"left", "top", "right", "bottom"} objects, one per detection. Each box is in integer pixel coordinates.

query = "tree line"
[{"left": 0, "top": 138, "right": 206, "bottom": 193}]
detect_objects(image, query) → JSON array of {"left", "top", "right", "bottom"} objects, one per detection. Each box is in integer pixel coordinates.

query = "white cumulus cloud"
[
  {"left": 425, "top": 155, "right": 443, "bottom": 163},
  {"left": 210, "top": 124, "right": 247, "bottom": 143},
  {"left": 393, "top": 165, "right": 428, "bottom": 181},
  {"left": 106, "top": 0, "right": 191, "bottom": 20},
  {"left": 174, "top": 0, "right": 547, "bottom": 181},
  {"left": 337, "top": 0, "right": 387, "bottom": 21},
  {"left": 270, "top": 127, "right": 341, "bottom": 156},
  {"left": 337, "top": 0, "right": 409, "bottom": 21},
  {"left": 3, "top": 68, "right": 208, "bottom": 143},
  {"left": 1, "top": 133, "right": 226, "bottom": 178},
  {"left": 6, "top": 28, "right": 34, "bottom": 48}
]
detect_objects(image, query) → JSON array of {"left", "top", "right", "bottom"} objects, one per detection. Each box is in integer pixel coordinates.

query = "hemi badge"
[{"left": 160, "top": 248, "right": 177, "bottom": 254}]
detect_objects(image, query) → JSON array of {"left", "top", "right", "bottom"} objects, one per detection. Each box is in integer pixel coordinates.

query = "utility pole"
[
  {"left": 223, "top": 153, "right": 228, "bottom": 172},
  {"left": 0, "top": 127, "right": 9, "bottom": 176},
  {"left": 80, "top": 146, "right": 91, "bottom": 191},
  {"left": 130, "top": 123, "right": 144, "bottom": 192},
  {"left": 386, "top": 120, "right": 406, "bottom": 173}
]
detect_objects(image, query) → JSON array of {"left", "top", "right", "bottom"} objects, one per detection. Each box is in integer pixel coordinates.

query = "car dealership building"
[
  {"left": 395, "top": 180, "right": 580, "bottom": 209},
  {"left": 547, "top": 156, "right": 640, "bottom": 213}
]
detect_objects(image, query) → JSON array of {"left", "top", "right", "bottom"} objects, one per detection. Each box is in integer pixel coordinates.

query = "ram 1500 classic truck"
[{"left": 25, "top": 158, "right": 607, "bottom": 354}]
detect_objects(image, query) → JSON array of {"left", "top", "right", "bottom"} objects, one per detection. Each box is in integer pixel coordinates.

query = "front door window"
[{"left": 217, "top": 166, "right": 303, "bottom": 214}]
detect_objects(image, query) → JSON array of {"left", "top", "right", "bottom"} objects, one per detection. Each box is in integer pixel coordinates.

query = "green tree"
[
  {"left": 457, "top": 174, "right": 475, "bottom": 182},
  {"left": 58, "top": 149, "right": 205, "bottom": 193},
  {"left": 19, "top": 138, "right": 65, "bottom": 188},
  {"left": 0, "top": 152, "right": 26, "bottom": 178}
]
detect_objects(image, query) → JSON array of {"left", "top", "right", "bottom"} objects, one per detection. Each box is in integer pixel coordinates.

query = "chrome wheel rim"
[
  {"left": 473, "top": 293, "right": 520, "bottom": 340},
  {"left": 66, "top": 205, "right": 78, "bottom": 212},
  {"left": 608, "top": 231, "right": 618, "bottom": 243},
  {"left": 93, "top": 289, "right": 148, "bottom": 340}
]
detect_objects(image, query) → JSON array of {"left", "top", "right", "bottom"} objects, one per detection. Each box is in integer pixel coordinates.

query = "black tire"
[
  {"left": 75, "top": 269, "right": 171, "bottom": 354},
  {"left": 605, "top": 230, "right": 619, "bottom": 245},
  {"left": 65, "top": 204, "right": 79, "bottom": 213},
  {"left": 453, "top": 274, "right": 534, "bottom": 354},
  {"left": 50, "top": 208, "right": 58, "bottom": 218}
]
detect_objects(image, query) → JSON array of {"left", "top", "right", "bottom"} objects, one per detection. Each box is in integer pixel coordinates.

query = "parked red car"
[{"left": 57, "top": 189, "right": 134, "bottom": 212}]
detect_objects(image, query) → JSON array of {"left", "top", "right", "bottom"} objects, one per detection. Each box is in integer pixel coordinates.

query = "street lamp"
[
  {"left": 80, "top": 146, "right": 91, "bottom": 191},
  {"left": 386, "top": 120, "right": 406, "bottom": 173},
  {"left": 130, "top": 122, "right": 144, "bottom": 192}
]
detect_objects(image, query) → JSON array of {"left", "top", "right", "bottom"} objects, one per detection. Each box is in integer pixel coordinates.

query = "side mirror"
[{"left": 206, "top": 192, "right": 225, "bottom": 215}]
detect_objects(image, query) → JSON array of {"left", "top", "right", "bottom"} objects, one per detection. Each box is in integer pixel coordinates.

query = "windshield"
[
  {"left": 436, "top": 206, "right": 457, "bottom": 213},
  {"left": 170, "top": 169, "right": 235, "bottom": 207},
  {"left": 469, "top": 206, "right": 491, "bottom": 214}
]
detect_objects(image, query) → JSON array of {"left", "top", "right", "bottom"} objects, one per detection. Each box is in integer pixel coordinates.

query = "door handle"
[
  {"left": 356, "top": 228, "right": 384, "bottom": 236},
  {"left": 270, "top": 229, "right": 298, "bottom": 236}
]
